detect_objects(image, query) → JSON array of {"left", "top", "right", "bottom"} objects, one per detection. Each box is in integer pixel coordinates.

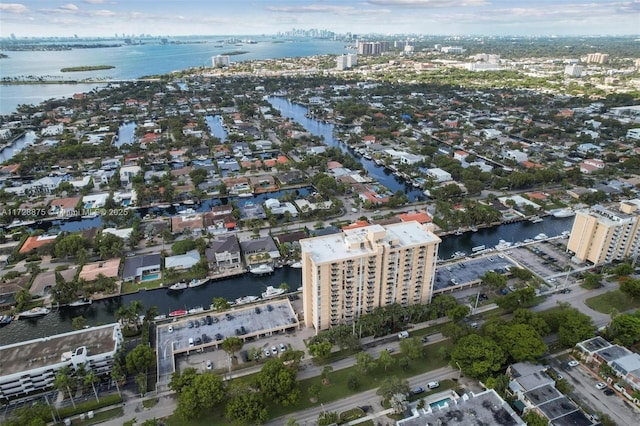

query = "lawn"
[
  {"left": 585, "top": 290, "right": 640, "bottom": 314},
  {"left": 68, "top": 407, "right": 124, "bottom": 425},
  {"left": 121, "top": 279, "right": 164, "bottom": 294},
  {"left": 165, "top": 340, "right": 453, "bottom": 426}
]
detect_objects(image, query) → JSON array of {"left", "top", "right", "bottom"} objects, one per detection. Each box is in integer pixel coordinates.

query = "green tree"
[
  {"left": 558, "top": 309, "right": 595, "bottom": 347},
  {"left": 4, "top": 403, "right": 51, "bottom": 426},
  {"left": 613, "top": 263, "right": 634, "bottom": 277},
  {"left": 308, "top": 341, "right": 332, "bottom": 360},
  {"left": 169, "top": 367, "right": 198, "bottom": 394},
  {"left": 171, "top": 239, "right": 197, "bottom": 255},
  {"left": 84, "top": 370, "right": 100, "bottom": 402},
  {"left": 126, "top": 344, "right": 155, "bottom": 376},
  {"left": 226, "top": 386, "right": 268, "bottom": 425},
  {"left": 347, "top": 373, "right": 360, "bottom": 390},
  {"left": 522, "top": 411, "right": 549, "bottom": 426},
  {"left": 308, "top": 383, "right": 322, "bottom": 401},
  {"left": 14, "top": 287, "right": 31, "bottom": 312},
  {"left": 399, "top": 337, "right": 424, "bottom": 360},
  {"left": 222, "top": 337, "right": 244, "bottom": 359},
  {"left": 390, "top": 392, "right": 409, "bottom": 414},
  {"left": 447, "top": 304, "right": 471, "bottom": 322},
  {"left": 317, "top": 411, "right": 339, "bottom": 426},
  {"left": 482, "top": 270, "right": 508, "bottom": 289},
  {"left": 621, "top": 278, "right": 640, "bottom": 300},
  {"left": 451, "top": 334, "right": 507, "bottom": 379},
  {"left": 255, "top": 358, "right": 299, "bottom": 407},
  {"left": 582, "top": 272, "right": 603, "bottom": 289},
  {"left": 54, "top": 365, "right": 77, "bottom": 408},
  {"left": 495, "top": 324, "right": 547, "bottom": 362},
  {"left": 94, "top": 232, "right": 124, "bottom": 259},
  {"left": 609, "top": 313, "right": 640, "bottom": 347},
  {"left": 355, "top": 351, "right": 377, "bottom": 374},
  {"left": 71, "top": 315, "right": 86, "bottom": 330},
  {"left": 176, "top": 373, "right": 226, "bottom": 420},
  {"left": 376, "top": 376, "right": 410, "bottom": 402},
  {"left": 512, "top": 309, "right": 551, "bottom": 336},
  {"left": 212, "top": 297, "right": 231, "bottom": 311},
  {"left": 495, "top": 287, "right": 536, "bottom": 312},
  {"left": 378, "top": 349, "right": 395, "bottom": 371}
]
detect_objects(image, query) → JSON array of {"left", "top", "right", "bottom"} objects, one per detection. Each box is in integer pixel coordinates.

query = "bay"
[{"left": 0, "top": 37, "right": 348, "bottom": 115}]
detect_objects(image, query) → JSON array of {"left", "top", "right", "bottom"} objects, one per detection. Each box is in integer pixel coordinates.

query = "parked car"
[
  {"left": 567, "top": 360, "right": 579, "bottom": 367},
  {"left": 412, "top": 387, "right": 425, "bottom": 395},
  {"left": 206, "top": 315, "right": 213, "bottom": 325},
  {"left": 595, "top": 382, "right": 607, "bottom": 390},
  {"left": 421, "top": 336, "right": 429, "bottom": 343},
  {"left": 603, "top": 388, "right": 615, "bottom": 396},
  {"left": 168, "top": 325, "right": 173, "bottom": 333},
  {"left": 427, "top": 381, "right": 440, "bottom": 389},
  {"left": 279, "top": 343, "right": 287, "bottom": 352},
  {"left": 206, "top": 360, "right": 213, "bottom": 370},
  {"left": 271, "top": 345, "right": 278, "bottom": 354},
  {"left": 398, "top": 331, "right": 409, "bottom": 339},
  {"left": 187, "top": 321, "right": 194, "bottom": 328},
  {"left": 264, "top": 349, "right": 271, "bottom": 357}
]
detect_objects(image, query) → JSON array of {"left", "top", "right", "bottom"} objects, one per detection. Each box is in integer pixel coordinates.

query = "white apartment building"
[
  {"left": 564, "top": 64, "right": 583, "bottom": 77},
  {"left": 0, "top": 324, "right": 123, "bottom": 400},
  {"left": 300, "top": 221, "right": 440, "bottom": 332},
  {"left": 212, "top": 55, "right": 230, "bottom": 68}
]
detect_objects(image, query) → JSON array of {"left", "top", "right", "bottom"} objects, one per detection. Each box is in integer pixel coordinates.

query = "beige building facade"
[
  {"left": 567, "top": 200, "right": 640, "bottom": 264},
  {"left": 300, "top": 221, "right": 440, "bottom": 332}
]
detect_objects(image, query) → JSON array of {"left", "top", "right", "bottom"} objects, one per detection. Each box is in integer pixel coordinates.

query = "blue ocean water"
[{"left": 0, "top": 36, "right": 348, "bottom": 114}]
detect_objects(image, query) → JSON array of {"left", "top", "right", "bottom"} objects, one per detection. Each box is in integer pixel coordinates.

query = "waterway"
[
  {"left": 267, "top": 96, "right": 425, "bottom": 202},
  {"left": 205, "top": 115, "right": 228, "bottom": 142},
  {"left": 0, "top": 131, "right": 36, "bottom": 163},
  {"left": 116, "top": 122, "right": 137, "bottom": 148}
]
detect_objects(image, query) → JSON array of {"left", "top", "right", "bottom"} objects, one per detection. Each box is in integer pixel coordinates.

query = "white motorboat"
[
  {"left": 495, "top": 240, "right": 512, "bottom": 250},
  {"left": 168, "top": 281, "right": 188, "bottom": 291},
  {"left": 552, "top": 209, "right": 575, "bottom": 218},
  {"left": 534, "top": 233, "right": 548, "bottom": 241},
  {"left": 68, "top": 298, "right": 92, "bottom": 307},
  {"left": 250, "top": 264, "right": 274, "bottom": 275},
  {"left": 18, "top": 307, "right": 50, "bottom": 318},
  {"left": 290, "top": 261, "right": 302, "bottom": 269},
  {"left": 188, "top": 278, "right": 207, "bottom": 288},
  {"left": 262, "top": 286, "right": 286, "bottom": 299},
  {"left": 235, "top": 295, "right": 260, "bottom": 305}
]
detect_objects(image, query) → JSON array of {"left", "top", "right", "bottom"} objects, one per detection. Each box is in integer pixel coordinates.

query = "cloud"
[
  {"left": 266, "top": 4, "right": 357, "bottom": 14},
  {"left": 366, "top": 0, "right": 488, "bottom": 7},
  {"left": 0, "top": 3, "right": 29, "bottom": 13},
  {"left": 91, "top": 9, "right": 116, "bottom": 17},
  {"left": 83, "top": 0, "right": 106, "bottom": 3},
  {"left": 59, "top": 3, "right": 79, "bottom": 11}
]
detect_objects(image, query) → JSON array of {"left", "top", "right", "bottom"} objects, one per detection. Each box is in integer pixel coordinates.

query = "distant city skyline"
[{"left": 0, "top": 0, "right": 639, "bottom": 38}]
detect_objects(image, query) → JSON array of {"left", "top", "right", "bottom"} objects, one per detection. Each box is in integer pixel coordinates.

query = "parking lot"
[
  {"left": 434, "top": 255, "right": 517, "bottom": 293},
  {"left": 551, "top": 358, "right": 640, "bottom": 426},
  {"left": 156, "top": 299, "right": 299, "bottom": 383},
  {"left": 507, "top": 238, "right": 578, "bottom": 286}
]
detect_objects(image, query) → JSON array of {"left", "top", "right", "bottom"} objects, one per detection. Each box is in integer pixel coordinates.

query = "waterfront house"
[
  {"left": 164, "top": 249, "right": 201, "bottom": 271},
  {"left": 49, "top": 196, "right": 82, "bottom": 217},
  {"left": 78, "top": 258, "right": 121, "bottom": 282},
  {"left": 122, "top": 253, "right": 162, "bottom": 283},
  {"left": 205, "top": 234, "right": 241, "bottom": 271},
  {"left": 239, "top": 236, "right": 280, "bottom": 266}
]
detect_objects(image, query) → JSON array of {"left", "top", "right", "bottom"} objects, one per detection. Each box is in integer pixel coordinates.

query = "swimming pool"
[
  {"left": 141, "top": 273, "right": 159, "bottom": 282},
  {"left": 429, "top": 398, "right": 451, "bottom": 409}
]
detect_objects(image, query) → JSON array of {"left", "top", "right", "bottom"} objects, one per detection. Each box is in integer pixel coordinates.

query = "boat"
[
  {"left": 250, "top": 264, "right": 274, "bottom": 275},
  {"left": 168, "top": 309, "right": 187, "bottom": 317},
  {"left": 81, "top": 213, "right": 98, "bottom": 219},
  {"left": 0, "top": 314, "right": 13, "bottom": 327},
  {"left": 68, "top": 298, "right": 92, "bottom": 307},
  {"left": 471, "top": 245, "right": 486, "bottom": 253},
  {"left": 454, "top": 229, "right": 463, "bottom": 236},
  {"left": 524, "top": 238, "right": 534, "bottom": 243},
  {"left": 451, "top": 251, "right": 466, "bottom": 259},
  {"left": 168, "top": 281, "right": 188, "bottom": 291},
  {"left": 238, "top": 192, "right": 253, "bottom": 198},
  {"left": 235, "top": 295, "right": 260, "bottom": 305},
  {"left": 552, "top": 209, "right": 575, "bottom": 218},
  {"left": 529, "top": 215, "right": 544, "bottom": 223},
  {"left": 188, "top": 306, "right": 204, "bottom": 314},
  {"left": 495, "top": 240, "right": 512, "bottom": 250},
  {"left": 18, "top": 307, "right": 50, "bottom": 318},
  {"left": 296, "top": 286, "right": 303, "bottom": 292},
  {"left": 188, "top": 278, "right": 207, "bottom": 288},
  {"left": 470, "top": 226, "right": 478, "bottom": 232},
  {"left": 157, "top": 203, "right": 171, "bottom": 209},
  {"left": 290, "top": 261, "right": 302, "bottom": 269},
  {"left": 262, "top": 286, "right": 286, "bottom": 299},
  {"left": 534, "top": 233, "right": 548, "bottom": 241}
]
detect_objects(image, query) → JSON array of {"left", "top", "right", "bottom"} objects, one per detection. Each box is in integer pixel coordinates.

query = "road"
[{"left": 265, "top": 366, "right": 457, "bottom": 426}]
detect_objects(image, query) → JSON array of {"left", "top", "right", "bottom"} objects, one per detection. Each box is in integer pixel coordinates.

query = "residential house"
[
  {"left": 164, "top": 249, "right": 201, "bottom": 271},
  {"left": 239, "top": 236, "right": 280, "bottom": 266},
  {"left": 122, "top": 254, "right": 162, "bottom": 282},
  {"left": 205, "top": 234, "right": 241, "bottom": 271}
]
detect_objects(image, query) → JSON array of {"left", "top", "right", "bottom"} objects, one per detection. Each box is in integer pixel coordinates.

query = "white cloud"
[
  {"left": 60, "top": 3, "right": 79, "bottom": 11},
  {"left": 266, "top": 4, "right": 357, "bottom": 14},
  {"left": 91, "top": 9, "right": 116, "bottom": 17},
  {"left": 366, "top": 0, "right": 488, "bottom": 7},
  {"left": 0, "top": 3, "right": 29, "bottom": 13},
  {"left": 83, "top": 0, "right": 106, "bottom": 3}
]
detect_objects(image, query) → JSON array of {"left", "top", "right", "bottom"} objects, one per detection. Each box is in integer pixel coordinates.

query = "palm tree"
[
  {"left": 54, "top": 366, "right": 76, "bottom": 409},
  {"left": 84, "top": 370, "right": 100, "bottom": 402},
  {"left": 110, "top": 364, "right": 124, "bottom": 398}
]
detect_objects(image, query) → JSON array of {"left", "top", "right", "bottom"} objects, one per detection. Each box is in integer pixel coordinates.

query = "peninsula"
[{"left": 60, "top": 65, "right": 115, "bottom": 72}]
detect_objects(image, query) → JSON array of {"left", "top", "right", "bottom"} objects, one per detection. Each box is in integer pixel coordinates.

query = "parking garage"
[{"left": 156, "top": 298, "right": 299, "bottom": 385}]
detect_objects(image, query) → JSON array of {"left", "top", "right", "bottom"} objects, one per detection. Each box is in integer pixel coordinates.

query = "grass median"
[{"left": 585, "top": 290, "right": 640, "bottom": 314}]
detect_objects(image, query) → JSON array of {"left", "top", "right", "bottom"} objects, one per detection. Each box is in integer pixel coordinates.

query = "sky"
[{"left": 0, "top": 0, "right": 639, "bottom": 38}]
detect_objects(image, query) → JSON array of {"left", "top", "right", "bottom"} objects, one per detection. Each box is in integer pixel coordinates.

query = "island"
[
  {"left": 60, "top": 65, "right": 115, "bottom": 72},
  {"left": 224, "top": 50, "right": 249, "bottom": 56}
]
